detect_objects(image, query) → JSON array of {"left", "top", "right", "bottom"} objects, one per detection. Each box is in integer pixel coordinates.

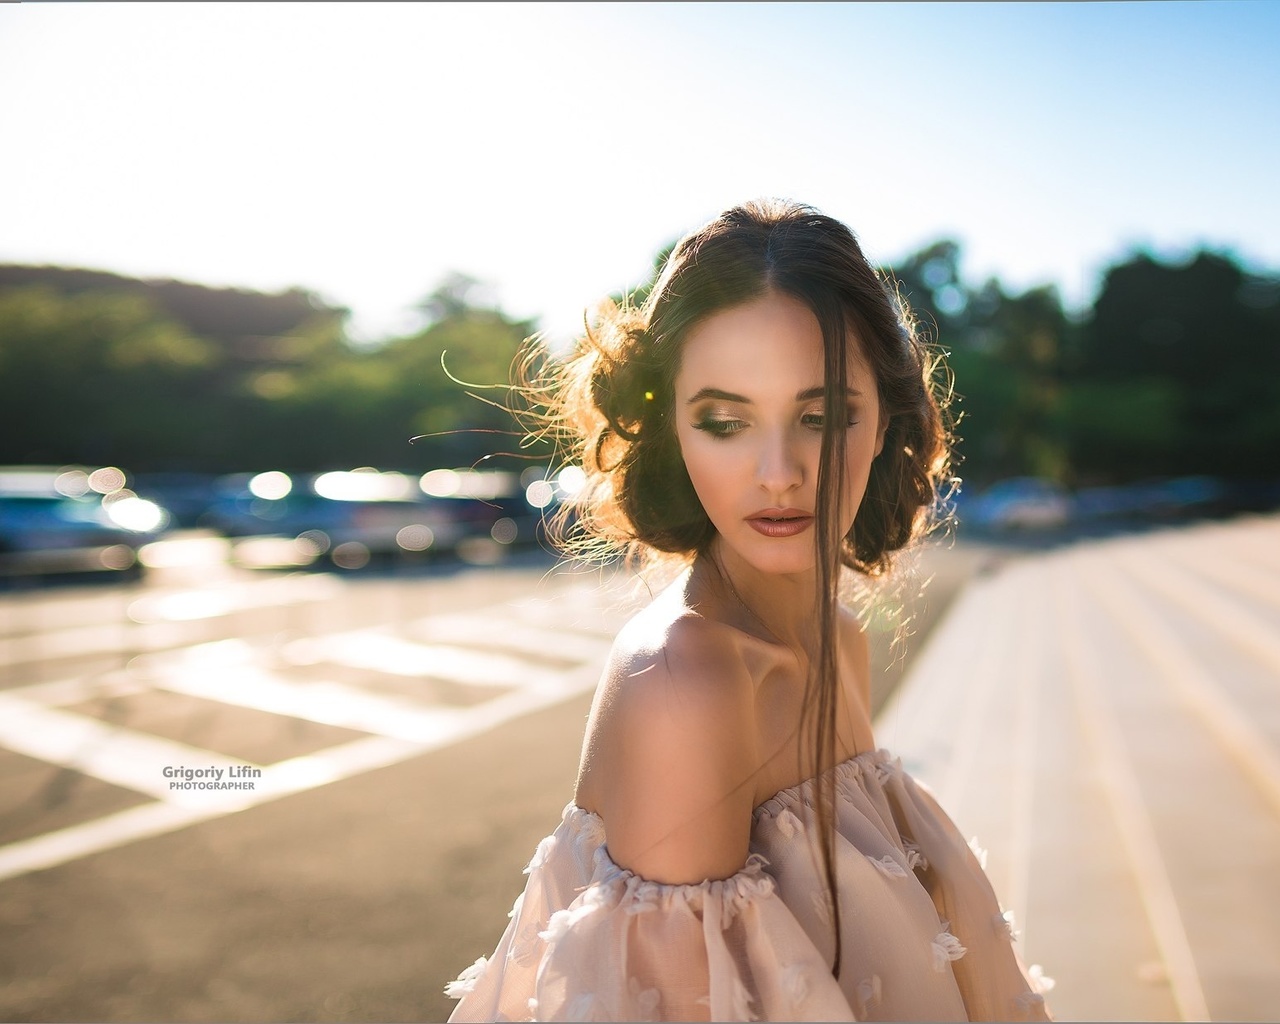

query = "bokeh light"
[
  {"left": 315, "top": 469, "right": 413, "bottom": 502},
  {"left": 490, "top": 518, "right": 518, "bottom": 545},
  {"left": 88, "top": 466, "right": 126, "bottom": 494},
  {"left": 396, "top": 524, "right": 434, "bottom": 552},
  {"left": 249, "top": 471, "right": 292, "bottom": 501},
  {"left": 525, "top": 481, "right": 555, "bottom": 510},
  {"left": 331, "top": 541, "right": 370, "bottom": 569}
]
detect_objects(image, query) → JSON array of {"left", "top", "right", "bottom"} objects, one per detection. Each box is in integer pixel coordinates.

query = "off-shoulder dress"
[{"left": 446, "top": 748, "right": 1052, "bottom": 1022}]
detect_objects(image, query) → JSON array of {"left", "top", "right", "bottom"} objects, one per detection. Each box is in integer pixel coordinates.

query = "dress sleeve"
[{"left": 447, "top": 807, "right": 856, "bottom": 1022}]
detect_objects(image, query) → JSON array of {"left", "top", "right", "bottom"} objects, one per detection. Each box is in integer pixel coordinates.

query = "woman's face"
[{"left": 673, "top": 290, "right": 885, "bottom": 578}]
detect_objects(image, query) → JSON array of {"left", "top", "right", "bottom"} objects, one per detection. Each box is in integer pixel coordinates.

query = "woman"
[{"left": 446, "top": 200, "right": 1052, "bottom": 1021}]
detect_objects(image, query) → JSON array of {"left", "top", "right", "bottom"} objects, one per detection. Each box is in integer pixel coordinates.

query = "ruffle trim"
[
  {"left": 552, "top": 804, "right": 779, "bottom": 918},
  {"left": 752, "top": 747, "right": 898, "bottom": 821}
]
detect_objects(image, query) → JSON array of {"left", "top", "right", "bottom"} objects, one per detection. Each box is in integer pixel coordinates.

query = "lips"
[{"left": 745, "top": 508, "right": 814, "bottom": 538}]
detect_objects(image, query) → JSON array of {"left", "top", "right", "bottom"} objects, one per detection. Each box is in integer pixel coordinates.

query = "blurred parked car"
[
  {"left": 201, "top": 470, "right": 467, "bottom": 567},
  {"left": 1074, "top": 475, "right": 1232, "bottom": 525},
  {"left": 200, "top": 467, "right": 570, "bottom": 568},
  {"left": 961, "top": 477, "right": 1073, "bottom": 532},
  {"left": 0, "top": 466, "right": 169, "bottom": 579},
  {"left": 420, "top": 467, "right": 555, "bottom": 550},
  {"left": 131, "top": 471, "right": 222, "bottom": 529}
]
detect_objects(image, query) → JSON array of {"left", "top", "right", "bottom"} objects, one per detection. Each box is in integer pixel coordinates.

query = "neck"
[{"left": 699, "top": 537, "right": 825, "bottom": 650}]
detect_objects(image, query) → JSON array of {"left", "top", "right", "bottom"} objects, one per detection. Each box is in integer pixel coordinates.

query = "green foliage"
[
  {"left": 0, "top": 286, "right": 221, "bottom": 466},
  {"left": 1, "top": 244, "right": 1275, "bottom": 487},
  {"left": 1065, "top": 251, "right": 1280, "bottom": 480},
  {"left": 886, "top": 242, "right": 1280, "bottom": 487},
  {"left": 1057, "top": 379, "right": 1184, "bottom": 478},
  {"left": 883, "top": 247, "right": 1073, "bottom": 486}
]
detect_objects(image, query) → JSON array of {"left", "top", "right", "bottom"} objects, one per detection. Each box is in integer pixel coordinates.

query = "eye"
[
  {"left": 693, "top": 416, "right": 746, "bottom": 437},
  {"left": 801, "top": 409, "right": 859, "bottom": 430}
]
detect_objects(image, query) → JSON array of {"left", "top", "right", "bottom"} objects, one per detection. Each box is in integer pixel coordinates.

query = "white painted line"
[
  {"left": 505, "top": 590, "right": 630, "bottom": 636},
  {"left": 0, "top": 568, "right": 628, "bottom": 880},
  {"left": 407, "top": 614, "right": 611, "bottom": 664},
  {"left": 0, "top": 736, "right": 424, "bottom": 883},
  {"left": 141, "top": 642, "right": 471, "bottom": 743},
  {"left": 0, "top": 622, "right": 141, "bottom": 668},
  {"left": 0, "top": 693, "right": 258, "bottom": 804},
  {"left": 4, "top": 669, "right": 150, "bottom": 708},
  {"left": 277, "top": 631, "right": 564, "bottom": 688},
  {"left": 0, "top": 660, "right": 605, "bottom": 882},
  {"left": 125, "top": 573, "right": 343, "bottom": 623},
  {"left": 0, "top": 574, "right": 345, "bottom": 666},
  {"left": 253, "top": 734, "right": 425, "bottom": 800},
  {"left": 0, "top": 801, "right": 222, "bottom": 881},
  {"left": 1079, "top": 554, "right": 1280, "bottom": 822},
  {"left": 1054, "top": 559, "right": 1211, "bottom": 1023}
]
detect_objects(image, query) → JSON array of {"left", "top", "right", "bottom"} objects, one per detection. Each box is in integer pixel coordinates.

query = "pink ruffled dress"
[{"left": 446, "top": 748, "right": 1053, "bottom": 1021}]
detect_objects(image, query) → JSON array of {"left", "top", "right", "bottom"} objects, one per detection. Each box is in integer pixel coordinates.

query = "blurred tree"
[
  {"left": 885, "top": 243, "right": 1070, "bottom": 486},
  {"left": 1065, "top": 251, "right": 1280, "bottom": 479},
  {"left": 379, "top": 280, "right": 539, "bottom": 471},
  {"left": 3, "top": 247, "right": 1275, "bottom": 490},
  {"left": 886, "top": 240, "right": 971, "bottom": 343},
  {"left": 0, "top": 286, "right": 221, "bottom": 467},
  {"left": 415, "top": 272, "right": 497, "bottom": 327}
]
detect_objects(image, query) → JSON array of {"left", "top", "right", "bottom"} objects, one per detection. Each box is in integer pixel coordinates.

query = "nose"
[{"left": 755, "top": 426, "right": 805, "bottom": 496}]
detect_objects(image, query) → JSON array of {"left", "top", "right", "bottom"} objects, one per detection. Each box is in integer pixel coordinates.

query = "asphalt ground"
[
  {"left": 24, "top": 512, "right": 1278, "bottom": 1023},
  {"left": 0, "top": 535, "right": 993, "bottom": 1023}
]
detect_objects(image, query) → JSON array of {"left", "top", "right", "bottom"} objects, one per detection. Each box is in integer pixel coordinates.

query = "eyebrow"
[{"left": 686, "top": 386, "right": 862, "bottom": 404}]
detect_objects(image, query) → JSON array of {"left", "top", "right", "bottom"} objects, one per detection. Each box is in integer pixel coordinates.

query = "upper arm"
[{"left": 583, "top": 620, "right": 759, "bottom": 885}]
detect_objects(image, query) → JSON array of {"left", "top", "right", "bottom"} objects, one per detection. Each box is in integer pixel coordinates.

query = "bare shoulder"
[
  {"left": 575, "top": 598, "right": 759, "bottom": 885},
  {"left": 610, "top": 600, "right": 755, "bottom": 709}
]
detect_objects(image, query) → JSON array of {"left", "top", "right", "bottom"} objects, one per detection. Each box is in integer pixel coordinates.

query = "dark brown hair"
[{"left": 517, "top": 198, "right": 953, "bottom": 977}]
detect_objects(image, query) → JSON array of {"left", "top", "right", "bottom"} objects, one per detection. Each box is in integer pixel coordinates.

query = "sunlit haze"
[{"left": 3, "top": 2, "right": 1277, "bottom": 346}]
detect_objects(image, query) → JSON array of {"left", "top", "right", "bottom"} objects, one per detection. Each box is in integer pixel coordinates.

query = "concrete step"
[{"left": 876, "top": 515, "right": 1280, "bottom": 1021}]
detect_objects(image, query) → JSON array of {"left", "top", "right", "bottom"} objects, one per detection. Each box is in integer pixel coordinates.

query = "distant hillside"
[{"left": 0, "top": 264, "right": 342, "bottom": 355}]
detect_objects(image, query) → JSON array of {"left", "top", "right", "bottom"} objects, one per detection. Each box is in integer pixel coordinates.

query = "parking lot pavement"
[
  {"left": 878, "top": 513, "right": 1280, "bottom": 1022},
  {"left": 0, "top": 556, "right": 650, "bottom": 1022},
  {"left": 5, "top": 517, "right": 1275, "bottom": 1022},
  {"left": 0, "top": 537, "right": 983, "bottom": 1022},
  {"left": 0, "top": 561, "right": 642, "bottom": 880}
]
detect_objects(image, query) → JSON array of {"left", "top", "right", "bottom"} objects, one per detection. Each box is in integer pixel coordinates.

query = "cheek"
[
  {"left": 676, "top": 430, "right": 774, "bottom": 530},
  {"left": 676, "top": 433, "right": 729, "bottom": 505}
]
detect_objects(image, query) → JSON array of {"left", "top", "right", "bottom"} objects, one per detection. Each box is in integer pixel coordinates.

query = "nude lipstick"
[{"left": 745, "top": 508, "right": 814, "bottom": 538}]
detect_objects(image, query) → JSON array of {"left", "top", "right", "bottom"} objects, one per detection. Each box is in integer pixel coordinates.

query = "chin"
[{"left": 723, "top": 532, "right": 819, "bottom": 578}]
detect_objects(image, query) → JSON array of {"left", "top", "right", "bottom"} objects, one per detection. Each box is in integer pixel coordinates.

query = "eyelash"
[
  {"left": 693, "top": 412, "right": 859, "bottom": 437},
  {"left": 694, "top": 417, "right": 746, "bottom": 437},
  {"left": 802, "top": 412, "right": 859, "bottom": 429}
]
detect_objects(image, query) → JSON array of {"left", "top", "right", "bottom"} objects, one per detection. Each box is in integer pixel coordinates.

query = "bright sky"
[{"left": 2, "top": 2, "right": 1277, "bottom": 345}]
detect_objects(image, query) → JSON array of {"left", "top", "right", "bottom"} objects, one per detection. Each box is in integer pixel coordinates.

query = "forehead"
[{"left": 675, "top": 291, "right": 870, "bottom": 392}]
